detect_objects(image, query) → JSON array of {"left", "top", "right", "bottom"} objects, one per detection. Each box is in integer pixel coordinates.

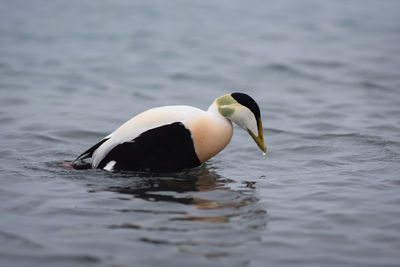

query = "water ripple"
[{"left": 1, "top": 1, "right": 400, "bottom": 266}]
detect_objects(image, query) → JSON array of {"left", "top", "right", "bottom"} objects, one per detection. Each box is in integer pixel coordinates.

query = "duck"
[{"left": 72, "top": 92, "right": 266, "bottom": 172}]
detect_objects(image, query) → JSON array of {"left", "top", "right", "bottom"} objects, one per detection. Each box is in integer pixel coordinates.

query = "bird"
[{"left": 72, "top": 92, "right": 266, "bottom": 172}]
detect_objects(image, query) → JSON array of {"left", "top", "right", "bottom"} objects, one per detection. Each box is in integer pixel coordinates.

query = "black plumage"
[{"left": 97, "top": 122, "right": 201, "bottom": 172}]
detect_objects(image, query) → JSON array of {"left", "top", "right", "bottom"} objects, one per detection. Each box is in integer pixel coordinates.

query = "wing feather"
[{"left": 89, "top": 105, "right": 204, "bottom": 168}]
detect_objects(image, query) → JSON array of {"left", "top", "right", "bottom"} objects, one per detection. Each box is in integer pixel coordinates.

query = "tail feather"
[{"left": 73, "top": 138, "right": 109, "bottom": 169}]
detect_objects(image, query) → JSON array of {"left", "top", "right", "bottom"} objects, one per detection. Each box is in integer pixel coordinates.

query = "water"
[{"left": 1, "top": 0, "right": 400, "bottom": 266}]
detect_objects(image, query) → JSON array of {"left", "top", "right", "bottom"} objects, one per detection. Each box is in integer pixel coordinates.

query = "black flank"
[{"left": 98, "top": 122, "right": 201, "bottom": 172}]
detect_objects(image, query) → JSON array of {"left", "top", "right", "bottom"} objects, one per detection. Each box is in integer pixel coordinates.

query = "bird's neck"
[
  {"left": 188, "top": 101, "right": 232, "bottom": 163},
  {"left": 206, "top": 101, "right": 233, "bottom": 130},
  {"left": 207, "top": 101, "right": 222, "bottom": 116},
  {"left": 207, "top": 100, "right": 233, "bottom": 123}
]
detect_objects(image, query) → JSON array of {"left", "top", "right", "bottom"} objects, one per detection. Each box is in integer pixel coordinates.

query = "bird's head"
[{"left": 215, "top": 92, "right": 266, "bottom": 154}]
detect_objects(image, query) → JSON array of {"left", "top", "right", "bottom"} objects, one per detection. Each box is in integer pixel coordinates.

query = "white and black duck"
[{"left": 73, "top": 92, "right": 266, "bottom": 172}]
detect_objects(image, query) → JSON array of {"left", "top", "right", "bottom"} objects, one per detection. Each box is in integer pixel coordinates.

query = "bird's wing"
[
  {"left": 96, "top": 122, "right": 201, "bottom": 171},
  {"left": 91, "top": 105, "right": 204, "bottom": 168}
]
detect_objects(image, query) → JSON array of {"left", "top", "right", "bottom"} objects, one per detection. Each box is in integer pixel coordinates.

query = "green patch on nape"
[
  {"left": 216, "top": 94, "right": 237, "bottom": 117},
  {"left": 216, "top": 94, "right": 236, "bottom": 106},
  {"left": 218, "top": 106, "right": 235, "bottom": 117}
]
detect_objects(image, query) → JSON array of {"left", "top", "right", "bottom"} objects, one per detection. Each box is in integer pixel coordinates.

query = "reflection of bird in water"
[
  {"left": 103, "top": 167, "right": 229, "bottom": 205},
  {"left": 93, "top": 167, "right": 260, "bottom": 223},
  {"left": 72, "top": 93, "right": 266, "bottom": 172}
]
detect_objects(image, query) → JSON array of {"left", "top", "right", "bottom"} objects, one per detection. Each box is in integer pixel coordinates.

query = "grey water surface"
[{"left": 1, "top": 1, "right": 400, "bottom": 266}]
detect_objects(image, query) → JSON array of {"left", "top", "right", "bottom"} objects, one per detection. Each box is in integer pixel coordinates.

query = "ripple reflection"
[{"left": 90, "top": 167, "right": 266, "bottom": 226}]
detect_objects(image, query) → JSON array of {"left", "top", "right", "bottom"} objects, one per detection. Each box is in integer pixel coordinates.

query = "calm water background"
[{"left": 1, "top": 0, "right": 400, "bottom": 266}]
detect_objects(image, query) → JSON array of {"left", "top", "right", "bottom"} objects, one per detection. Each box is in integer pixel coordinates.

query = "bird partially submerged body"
[{"left": 73, "top": 92, "right": 266, "bottom": 172}]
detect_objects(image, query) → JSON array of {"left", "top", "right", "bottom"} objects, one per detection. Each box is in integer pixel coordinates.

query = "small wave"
[
  {"left": 0, "top": 62, "right": 10, "bottom": 70},
  {"left": 0, "top": 230, "right": 45, "bottom": 250},
  {"left": 316, "top": 132, "right": 400, "bottom": 146},
  {"left": 0, "top": 254, "right": 102, "bottom": 266},
  {"left": 21, "top": 132, "right": 65, "bottom": 143},
  {"left": 297, "top": 59, "right": 346, "bottom": 69},
  {"left": 132, "top": 91, "right": 155, "bottom": 100},
  {"left": 19, "top": 122, "right": 48, "bottom": 132},
  {"left": 305, "top": 159, "right": 347, "bottom": 168},
  {"left": 107, "top": 223, "right": 189, "bottom": 232},
  {"left": 264, "top": 127, "right": 299, "bottom": 135},
  {"left": 261, "top": 63, "right": 300, "bottom": 75},
  {"left": 50, "top": 129, "right": 107, "bottom": 139},
  {"left": 314, "top": 111, "right": 345, "bottom": 119},
  {"left": 0, "top": 116, "right": 17, "bottom": 124},
  {"left": 139, "top": 236, "right": 240, "bottom": 248},
  {"left": 360, "top": 80, "right": 395, "bottom": 92},
  {"left": 169, "top": 72, "right": 224, "bottom": 83},
  {"left": 305, "top": 122, "right": 340, "bottom": 132},
  {"left": 257, "top": 63, "right": 325, "bottom": 81},
  {"left": 284, "top": 145, "right": 333, "bottom": 155},
  {"left": 0, "top": 97, "right": 28, "bottom": 105},
  {"left": 112, "top": 208, "right": 187, "bottom": 215}
]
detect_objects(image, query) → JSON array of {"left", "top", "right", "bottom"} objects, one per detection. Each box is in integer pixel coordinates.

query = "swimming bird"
[{"left": 73, "top": 92, "right": 266, "bottom": 172}]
